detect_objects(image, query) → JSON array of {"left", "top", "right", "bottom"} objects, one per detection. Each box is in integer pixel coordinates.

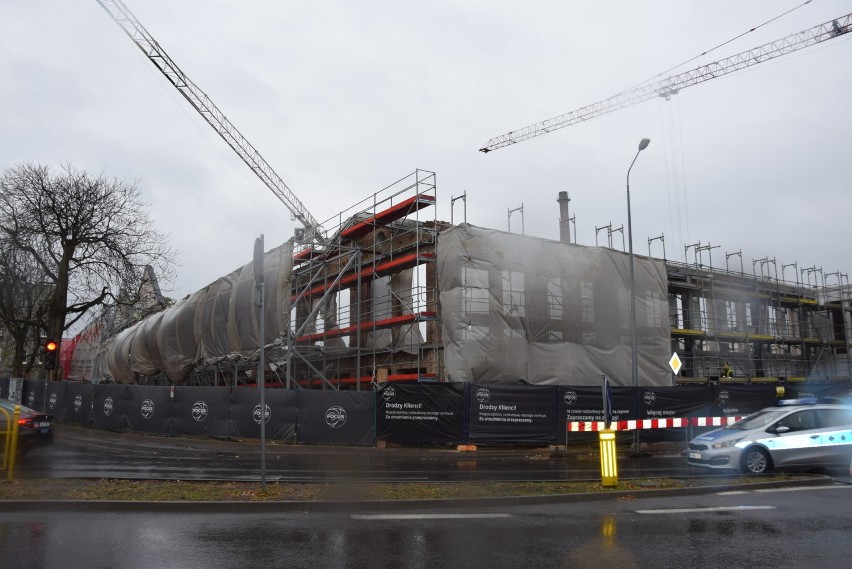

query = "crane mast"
[
  {"left": 96, "top": 0, "right": 324, "bottom": 243},
  {"left": 480, "top": 13, "right": 851, "bottom": 153}
]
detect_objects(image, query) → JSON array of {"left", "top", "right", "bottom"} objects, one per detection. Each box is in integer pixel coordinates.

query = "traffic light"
[{"left": 45, "top": 339, "right": 58, "bottom": 371}]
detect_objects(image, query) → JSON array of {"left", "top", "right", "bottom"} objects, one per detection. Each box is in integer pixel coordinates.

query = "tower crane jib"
[
  {"left": 95, "top": 0, "right": 325, "bottom": 244},
  {"left": 480, "top": 13, "right": 851, "bottom": 153}
]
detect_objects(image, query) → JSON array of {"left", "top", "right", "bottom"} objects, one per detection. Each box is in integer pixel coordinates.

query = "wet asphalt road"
[
  {"left": 16, "top": 425, "right": 698, "bottom": 482},
  {"left": 3, "top": 484, "right": 852, "bottom": 568},
  {"left": 6, "top": 425, "right": 852, "bottom": 568}
]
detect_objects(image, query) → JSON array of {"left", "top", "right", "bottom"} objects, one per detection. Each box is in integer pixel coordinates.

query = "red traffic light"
[{"left": 45, "top": 339, "right": 58, "bottom": 371}]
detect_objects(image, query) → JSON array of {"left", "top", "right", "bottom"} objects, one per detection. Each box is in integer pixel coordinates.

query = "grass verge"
[{"left": 0, "top": 475, "right": 795, "bottom": 502}]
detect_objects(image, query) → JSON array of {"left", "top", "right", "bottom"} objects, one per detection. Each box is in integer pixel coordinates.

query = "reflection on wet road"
[
  {"left": 2, "top": 486, "right": 851, "bottom": 568},
  {"left": 16, "top": 425, "right": 696, "bottom": 482}
]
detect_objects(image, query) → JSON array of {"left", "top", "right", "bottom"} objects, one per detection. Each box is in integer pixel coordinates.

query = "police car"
[{"left": 687, "top": 401, "right": 852, "bottom": 474}]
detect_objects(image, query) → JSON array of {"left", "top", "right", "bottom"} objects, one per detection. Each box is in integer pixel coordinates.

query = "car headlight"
[{"left": 712, "top": 438, "right": 744, "bottom": 449}]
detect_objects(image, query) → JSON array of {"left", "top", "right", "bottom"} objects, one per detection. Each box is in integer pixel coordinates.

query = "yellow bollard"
[
  {"left": 599, "top": 429, "right": 618, "bottom": 487},
  {"left": 1, "top": 406, "right": 9, "bottom": 471},
  {"left": 7, "top": 406, "right": 21, "bottom": 481}
]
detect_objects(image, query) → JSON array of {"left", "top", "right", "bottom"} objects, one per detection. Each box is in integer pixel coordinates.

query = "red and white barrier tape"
[{"left": 567, "top": 416, "right": 744, "bottom": 432}]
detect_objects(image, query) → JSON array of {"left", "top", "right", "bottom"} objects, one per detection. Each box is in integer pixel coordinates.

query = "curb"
[{"left": 0, "top": 475, "right": 836, "bottom": 514}]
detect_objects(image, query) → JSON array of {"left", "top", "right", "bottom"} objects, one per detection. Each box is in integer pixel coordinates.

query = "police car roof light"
[{"left": 778, "top": 397, "right": 817, "bottom": 406}]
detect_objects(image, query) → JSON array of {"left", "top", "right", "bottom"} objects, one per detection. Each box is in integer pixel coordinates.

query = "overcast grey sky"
[{"left": 2, "top": 1, "right": 850, "bottom": 304}]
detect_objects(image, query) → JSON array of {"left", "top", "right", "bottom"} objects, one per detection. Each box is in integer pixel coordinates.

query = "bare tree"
[
  {"left": 0, "top": 162, "right": 177, "bottom": 361},
  {"left": 0, "top": 234, "right": 51, "bottom": 377}
]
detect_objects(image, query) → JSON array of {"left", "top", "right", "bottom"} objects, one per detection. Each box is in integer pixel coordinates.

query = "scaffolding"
[
  {"left": 668, "top": 257, "right": 852, "bottom": 385},
  {"left": 285, "top": 169, "right": 444, "bottom": 390}
]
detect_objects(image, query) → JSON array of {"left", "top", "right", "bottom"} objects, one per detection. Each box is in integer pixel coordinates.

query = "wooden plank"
[{"left": 340, "top": 194, "right": 436, "bottom": 241}]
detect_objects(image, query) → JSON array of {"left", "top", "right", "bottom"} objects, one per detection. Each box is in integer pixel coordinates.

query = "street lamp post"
[{"left": 627, "top": 138, "right": 650, "bottom": 388}]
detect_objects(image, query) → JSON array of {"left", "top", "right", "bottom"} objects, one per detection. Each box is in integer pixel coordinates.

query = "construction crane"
[
  {"left": 480, "top": 12, "right": 851, "bottom": 153},
  {"left": 95, "top": 0, "right": 325, "bottom": 244}
]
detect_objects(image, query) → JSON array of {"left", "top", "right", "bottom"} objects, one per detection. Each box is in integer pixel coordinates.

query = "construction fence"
[{"left": 1, "top": 378, "right": 849, "bottom": 447}]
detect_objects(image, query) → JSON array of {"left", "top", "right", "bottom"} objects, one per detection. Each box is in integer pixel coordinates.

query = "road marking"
[
  {"left": 717, "top": 491, "right": 749, "bottom": 495},
  {"left": 351, "top": 513, "right": 512, "bottom": 520},
  {"left": 754, "top": 485, "right": 852, "bottom": 493},
  {"left": 636, "top": 506, "right": 776, "bottom": 514}
]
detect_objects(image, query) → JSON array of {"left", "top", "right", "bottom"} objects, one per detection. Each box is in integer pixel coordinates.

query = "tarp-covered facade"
[
  {"left": 438, "top": 224, "right": 671, "bottom": 386},
  {"left": 99, "top": 241, "right": 293, "bottom": 384}
]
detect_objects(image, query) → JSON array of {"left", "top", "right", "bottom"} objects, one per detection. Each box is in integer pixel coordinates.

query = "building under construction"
[
  {"left": 272, "top": 181, "right": 852, "bottom": 388},
  {"left": 63, "top": 174, "right": 851, "bottom": 391}
]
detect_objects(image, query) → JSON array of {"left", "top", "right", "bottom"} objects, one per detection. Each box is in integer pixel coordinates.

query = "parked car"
[
  {"left": 687, "top": 402, "right": 852, "bottom": 474},
  {"left": 0, "top": 399, "right": 54, "bottom": 453}
]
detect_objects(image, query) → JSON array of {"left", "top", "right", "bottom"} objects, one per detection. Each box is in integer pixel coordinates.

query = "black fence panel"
[
  {"left": 710, "top": 384, "right": 777, "bottom": 417},
  {"left": 637, "top": 385, "right": 713, "bottom": 443},
  {"left": 92, "top": 384, "right": 128, "bottom": 431},
  {"left": 784, "top": 382, "right": 852, "bottom": 402},
  {"left": 46, "top": 380, "right": 852, "bottom": 447},
  {"left": 22, "top": 380, "right": 48, "bottom": 412},
  {"left": 171, "top": 386, "right": 231, "bottom": 437},
  {"left": 0, "top": 377, "right": 9, "bottom": 399},
  {"left": 44, "top": 381, "right": 68, "bottom": 423},
  {"left": 558, "top": 385, "right": 637, "bottom": 444},
  {"left": 638, "top": 385, "right": 713, "bottom": 419},
  {"left": 297, "top": 390, "right": 375, "bottom": 446},
  {"left": 125, "top": 385, "right": 173, "bottom": 434},
  {"left": 377, "top": 383, "right": 466, "bottom": 444},
  {"left": 228, "top": 387, "right": 296, "bottom": 440},
  {"left": 63, "top": 382, "right": 94, "bottom": 426},
  {"left": 467, "top": 384, "right": 558, "bottom": 444}
]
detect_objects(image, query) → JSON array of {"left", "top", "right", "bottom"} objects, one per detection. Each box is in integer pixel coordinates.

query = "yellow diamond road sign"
[{"left": 669, "top": 353, "right": 682, "bottom": 375}]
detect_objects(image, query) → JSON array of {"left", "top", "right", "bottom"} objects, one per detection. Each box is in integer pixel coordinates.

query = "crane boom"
[
  {"left": 480, "top": 13, "right": 851, "bottom": 153},
  {"left": 96, "top": 0, "right": 324, "bottom": 242}
]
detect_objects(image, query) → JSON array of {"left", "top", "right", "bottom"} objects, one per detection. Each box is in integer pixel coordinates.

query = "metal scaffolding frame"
[
  {"left": 285, "top": 169, "right": 443, "bottom": 390},
  {"left": 668, "top": 256, "right": 851, "bottom": 385}
]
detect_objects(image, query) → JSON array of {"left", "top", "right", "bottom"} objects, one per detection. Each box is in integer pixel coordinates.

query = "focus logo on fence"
[
  {"left": 141, "top": 399, "right": 155, "bottom": 420},
  {"left": 564, "top": 390, "right": 578, "bottom": 405},
  {"left": 192, "top": 401, "right": 208, "bottom": 422},
  {"left": 476, "top": 388, "right": 491, "bottom": 403},
  {"left": 325, "top": 406, "right": 347, "bottom": 428},
  {"left": 103, "top": 397, "right": 114, "bottom": 416},
  {"left": 253, "top": 403, "right": 271, "bottom": 425},
  {"left": 74, "top": 395, "right": 83, "bottom": 413},
  {"left": 382, "top": 386, "right": 397, "bottom": 403}
]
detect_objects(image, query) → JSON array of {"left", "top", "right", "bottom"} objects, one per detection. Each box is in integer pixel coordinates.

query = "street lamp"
[{"left": 627, "top": 138, "right": 650, "bottom": 388}]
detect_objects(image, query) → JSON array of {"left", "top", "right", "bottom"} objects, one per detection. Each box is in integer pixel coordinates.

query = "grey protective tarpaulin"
[
  {"left": 130, "top": 311, "right": 165, "bottom": 376},
  {"left": 102, "top": 242, "right": 293, "bottom": 383},
  {"left": 107, "top": 321, "right": 141, "bottom": 383},
  {"left": 158, "top": 289, "right": 204, "bottom": 383},
  {"left": 438, "top": 224, "right": 671, "bottom": 386}
]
